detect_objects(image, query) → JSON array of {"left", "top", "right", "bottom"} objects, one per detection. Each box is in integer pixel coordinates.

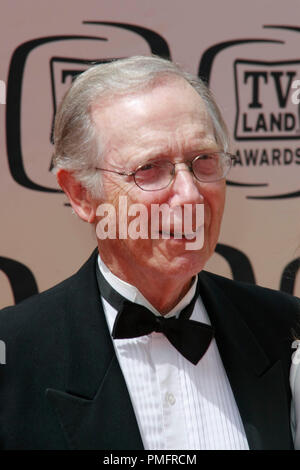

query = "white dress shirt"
[{"left": 98, "top": 255, "right": 249, "bottom": 450}]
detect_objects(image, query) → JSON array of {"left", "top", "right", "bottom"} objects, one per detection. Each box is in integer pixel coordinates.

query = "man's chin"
[
  {"left": 151, "top": 234, "right": 204, "bottom": 254},
  {"left": 149, "top": 247, "right": 208, "bottom": 276}
]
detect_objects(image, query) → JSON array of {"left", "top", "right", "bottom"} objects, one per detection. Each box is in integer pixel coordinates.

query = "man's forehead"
[
  {"left": 90, "top": 78, "right": 215, "bottom": 164},
  {"left": 90, "top": 76, "right": 207, "bottom": 119},
  {"left": 98, "top": 130, "right": 217, "bottom": 174}
]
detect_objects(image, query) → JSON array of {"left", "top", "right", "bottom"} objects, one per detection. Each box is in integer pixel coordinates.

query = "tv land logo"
[
  {"left": 5, "top": 21, "right": 170, "bottom": 194},
  {"left": 199, "top": 24, "right": 300, "bottom": 200},
  {"left": 234, "top": 60, "right": 300, "bottom": 141}
]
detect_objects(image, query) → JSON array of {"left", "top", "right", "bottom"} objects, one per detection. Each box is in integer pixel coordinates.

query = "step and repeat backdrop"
[{"left": 0, "top": 0, "right": 300, "bottom": 308}]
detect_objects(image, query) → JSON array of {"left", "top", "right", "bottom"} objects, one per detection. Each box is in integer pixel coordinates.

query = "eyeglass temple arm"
[{"left": 94, "top": 167, "right": 134, "bottom": 177}]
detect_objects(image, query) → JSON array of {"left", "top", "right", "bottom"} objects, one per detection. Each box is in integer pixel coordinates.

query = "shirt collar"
[{"left": 97, "top": 254, "right": 198, "bottom": 318}]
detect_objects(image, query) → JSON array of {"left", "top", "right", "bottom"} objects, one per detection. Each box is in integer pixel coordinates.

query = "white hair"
[{"left": 52, "top": 55, "right": 230, "bottom": 197}]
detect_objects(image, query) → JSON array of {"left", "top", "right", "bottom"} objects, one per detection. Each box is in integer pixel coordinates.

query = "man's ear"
[{"left": 56, "top": 169, "right": 97, "bottom": 223}]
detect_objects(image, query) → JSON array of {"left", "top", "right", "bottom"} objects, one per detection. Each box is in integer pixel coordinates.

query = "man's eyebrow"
[
  {"left": 126, "top": 145, "right": 171, "bottom": 164},
  {"left": 105, "top": 133, "right": 218, "bottom": 166}
]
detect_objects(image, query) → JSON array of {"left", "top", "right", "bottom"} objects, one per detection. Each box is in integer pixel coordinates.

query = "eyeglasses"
[{"left": 94, "top": 152, "right": 235, "bottom": 191}]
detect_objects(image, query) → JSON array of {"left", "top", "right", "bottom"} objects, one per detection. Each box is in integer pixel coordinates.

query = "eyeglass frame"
[{"left": 93, "top": 152, "right": 236, "bottom": 191}]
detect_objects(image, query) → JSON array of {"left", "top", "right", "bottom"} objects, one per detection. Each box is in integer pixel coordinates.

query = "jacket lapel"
[
  {"left": 45, "top": 250, "right": 143, "bottom": 450},
  {"left": 46, "top": 356, "right": 143, "bottom": 450},
  {"left": 198, "top": 271, "right": 293, "bottom": 450}
]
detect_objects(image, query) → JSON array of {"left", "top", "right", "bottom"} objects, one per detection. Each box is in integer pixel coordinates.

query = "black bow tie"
[{"left": 96, "top": 265, "right": 214, "bottom": 365}]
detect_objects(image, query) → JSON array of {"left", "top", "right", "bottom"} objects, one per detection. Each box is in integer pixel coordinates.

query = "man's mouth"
[
  {"left": 159, "top": 231, "right": 187, "bottom": 239},
  {"left": 158, "top": 226, "right": 203, "bottom": 240}
]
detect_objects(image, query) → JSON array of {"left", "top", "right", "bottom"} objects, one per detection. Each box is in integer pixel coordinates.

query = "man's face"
[{"left": 91, "top": 78, "right": 226, "bottom": 285}]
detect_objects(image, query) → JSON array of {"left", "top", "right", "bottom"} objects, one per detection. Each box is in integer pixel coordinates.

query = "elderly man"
[{"left": 0, "top": 56, "right": 299, "bottom": 450}]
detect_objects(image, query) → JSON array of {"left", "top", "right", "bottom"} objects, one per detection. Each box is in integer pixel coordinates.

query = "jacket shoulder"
[
  {"left": 0, "top": 250, "right": 100, "bottom": 366},
  {"left": 0, "top": 249, "right": 98, "bottom": 333},
  {"left": 0, "top": 271, "right": 75, "bottom": 335},
  {"left": 201, "top": 270, "right": 300, "bottom": 335}
]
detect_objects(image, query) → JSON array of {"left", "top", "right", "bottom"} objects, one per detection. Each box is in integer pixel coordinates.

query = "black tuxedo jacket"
[{"left": 0, "top": 249, "right": 299, "bottom": 450}]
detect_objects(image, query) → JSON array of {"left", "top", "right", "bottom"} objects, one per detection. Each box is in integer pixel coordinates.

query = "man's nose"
[{"left": 171, "top": 163, "right": 203, "bottom": 203}]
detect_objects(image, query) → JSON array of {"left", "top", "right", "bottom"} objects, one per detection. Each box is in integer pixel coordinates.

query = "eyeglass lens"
[{"left": 134, "top": 153, "right": 230, "bottom": 190}]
